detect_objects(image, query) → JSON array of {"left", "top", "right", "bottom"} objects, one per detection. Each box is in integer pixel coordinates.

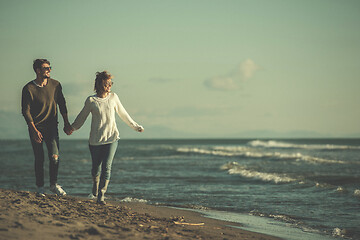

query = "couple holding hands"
[{"left": 21, "top": 59, "right": 144, "bottom": 205}]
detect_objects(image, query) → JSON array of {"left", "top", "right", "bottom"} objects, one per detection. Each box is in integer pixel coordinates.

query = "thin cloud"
[
  {"left": 168, "top": 106, "right": 222, "bottom": 117},
  {"left": 204, "top": 76, "right": 239, "bottom": 91},
  {"left": 204, "top": 59, "right": 259, "bottom": 91},
  {"left": 240, "top": 59, "right": 259, "bottom": 80},
  {"left": 149, "top": 77, "right": 176, "bottom": 83}
]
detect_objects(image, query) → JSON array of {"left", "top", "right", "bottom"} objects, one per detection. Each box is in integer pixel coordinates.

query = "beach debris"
[
  {"left": 170, "top": 216, "right": 204, "bottom": 226},
  {"left": 170, "top": 216, "right": 185, "bottom": 222}
]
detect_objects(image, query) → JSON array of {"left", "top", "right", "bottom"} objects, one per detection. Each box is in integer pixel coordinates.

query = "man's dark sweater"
[{"left": 21, "top": 78, "right": 67, "bottom": 127}]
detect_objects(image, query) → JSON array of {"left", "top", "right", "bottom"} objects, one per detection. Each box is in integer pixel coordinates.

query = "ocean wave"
[
  {"left": 250, "top": 210, "right": 338, "bottom": 237},
  {"left": 177, "top": 147, "right": 346, "bottom": 164},
  {"left": 269, "top": 214, "right": 302, "bottom": 225},
  {"left": 185, "top": 204, "right": 210, "bottom": 210},
  {"left": 248, "top": 140, "right": 360, "bottom": 150},
  {"left": 314, "top": 184, "right": 360, "bottom": 199},
  {"left": 221, "top": 162, "right": 297, "bottom": 183},
  {"left": 177, "top": 147, "right": 238, "bottom": 157},
  {"left": 119, "top": 197, "right": 148, "bottom": 203},
  {"left": 332, "top": 227, "right": 360, "bottom": 239},
  {"left": 354, "top": 189, "right": 360, "bottom": 197},
  {"left": 250, "top": 211, "right": 305, "bottom": 227},
  {"left": 315, "top": 182, "right": 333, "bottom": 188},
  {"left": 213, "top": 146, "right": 251, "bottom": 152},
  {"left": 336, "top": 186, "right": 347, "bottom": 193},
  {"left": 297, "top": 155, "right": 346, "bottom": 164},
  {"left": 332, "top": 228, "right": 347, "bottom": 238}
]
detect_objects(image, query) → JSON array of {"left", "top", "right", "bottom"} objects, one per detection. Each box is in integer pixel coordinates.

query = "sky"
[{"left": 0, "top": 0, "right": 359, "bottom": 139}]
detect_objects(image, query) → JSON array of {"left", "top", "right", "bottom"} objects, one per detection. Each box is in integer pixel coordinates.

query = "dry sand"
[{"left": 0, "top": 188, "right": 281, "bottom": 240}]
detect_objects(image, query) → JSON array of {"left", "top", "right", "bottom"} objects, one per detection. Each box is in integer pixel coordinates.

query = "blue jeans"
[
  {"left": 89, "top": 141, "right": 118, "bottom": 181},
  {"left": 29, "top": 124, "right": 60, "bottom": 187}
]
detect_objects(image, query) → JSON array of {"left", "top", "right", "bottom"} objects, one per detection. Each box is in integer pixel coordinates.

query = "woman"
[{"left": 70, "top": 71, "right": 144, "bottom": 204}]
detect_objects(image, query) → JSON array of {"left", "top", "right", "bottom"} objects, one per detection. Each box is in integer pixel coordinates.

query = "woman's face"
[{"left": 102, "top": 79, "right": 113, "bottom": 93}]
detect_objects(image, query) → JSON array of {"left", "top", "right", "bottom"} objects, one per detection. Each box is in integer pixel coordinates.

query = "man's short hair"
[{"left": 33, "top": 59, "right": 50, "bottom": 72}]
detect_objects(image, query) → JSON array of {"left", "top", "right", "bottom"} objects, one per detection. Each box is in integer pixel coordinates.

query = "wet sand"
[{"left": 0, "top": 188, "right": 281, "bottom": 240}]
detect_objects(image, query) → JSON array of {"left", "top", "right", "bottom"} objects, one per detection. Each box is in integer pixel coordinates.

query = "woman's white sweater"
[{"left": 71, "top": 92, "right": 142, "bottom": 145}]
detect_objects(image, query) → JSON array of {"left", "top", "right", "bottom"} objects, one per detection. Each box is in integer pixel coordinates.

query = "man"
[{"left": 21, "top": 59, "right": 71, "bottom": 197}]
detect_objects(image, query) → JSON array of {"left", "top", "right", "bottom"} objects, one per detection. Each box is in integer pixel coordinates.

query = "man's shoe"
[
  {"left": 88, "top": 193, "right": 97, "bottom": 199},
  {"left": 36, "top": 187, "right": 46, "bottom": 197},
  {"left": 50, "top": 184, "right": 66, "bottom": 196}
]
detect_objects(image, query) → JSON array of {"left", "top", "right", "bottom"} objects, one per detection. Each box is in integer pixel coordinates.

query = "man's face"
[{"left": 37, "top": 63, "right": 51, "bottom": 79}]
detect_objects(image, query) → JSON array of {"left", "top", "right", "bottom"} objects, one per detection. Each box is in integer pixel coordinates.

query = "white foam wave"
[
  {"left": 213, "top": 146, "right": 251, "bottom": 152},
  {"left": 332, "top": 228, "right": 347, "bottom": 238},
  {"left": 336, "top": 186, "right": 347, "bottom": 193},
  {"left": 248, "top": 140, "right": 360, "bottom": 150},
  {"left": 186, "top": 204, "right": 210, "bottom": 210},
  {"left": 177, "top": 147, "right": 238, "bottom": 157},
  {"left": 298, "top": 155, "right": 346, "bottom": 164},
  {"left": 120, "top": 197, "right": 148, "bottom": 203},
  {"left": 269, "top": 214, "right": 299, "bottom": 224},
  {"left": 221, "top": 162, "right": 297, "bottom": 183},
  {"left": 177, "top": 147, "right": 345, "bottom": 164},
  {"left": 315, "top": 182, "right": 333, "bottom": 188},
  {"left": 354, "top": 189, "right": 360, "bottom": 197}
]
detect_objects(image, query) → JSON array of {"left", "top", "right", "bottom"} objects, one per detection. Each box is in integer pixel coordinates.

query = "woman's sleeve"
[
  {"left": 114, "top": 93, "right": 142, "bottom": 131},
  {"left": 71, "top": 97, "right": 91, "bottom": 130}
]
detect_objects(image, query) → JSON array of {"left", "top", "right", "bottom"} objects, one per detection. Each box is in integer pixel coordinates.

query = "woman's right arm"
[{"left": 71, "top": 97, "right": 91, "bottom": 130}]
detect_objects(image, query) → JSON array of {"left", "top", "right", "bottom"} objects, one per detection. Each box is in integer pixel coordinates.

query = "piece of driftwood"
[{"left": 173, "top": 221, "right": 205, "bottom": 226}]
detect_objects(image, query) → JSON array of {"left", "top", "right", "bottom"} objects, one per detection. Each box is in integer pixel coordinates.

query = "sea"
[{"left": 1, "top": 139, "right": 359, "bottom": 240}]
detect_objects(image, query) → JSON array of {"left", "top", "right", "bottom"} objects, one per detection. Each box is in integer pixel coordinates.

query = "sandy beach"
[{"left": 0, "top": 188, "right": 281, "bottom": 240}]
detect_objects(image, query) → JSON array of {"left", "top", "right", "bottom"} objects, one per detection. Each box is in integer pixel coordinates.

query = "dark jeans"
[
  {"left": 29, "top": 124, "right": 60, "bottom": 187},
  {"left": 89, "top": 141, "right": 118, "bottom": 181}
]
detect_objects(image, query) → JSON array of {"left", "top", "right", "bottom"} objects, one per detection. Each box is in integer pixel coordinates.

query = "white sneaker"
[
  {"left": 50, "top": 184, "right": 66, "bottom": 196},
  {"left": 36, "top": 187, "right": 45, "bottom": 197},
  {"left": 88, "top": 193, "right": 97, "bottom": 199}
]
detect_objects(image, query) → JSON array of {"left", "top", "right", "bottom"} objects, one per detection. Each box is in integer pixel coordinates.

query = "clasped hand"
[{"left": 64, "top": 124, "right": 74, "bottom": 135}]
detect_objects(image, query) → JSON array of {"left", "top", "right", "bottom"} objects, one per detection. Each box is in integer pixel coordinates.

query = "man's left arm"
[
  {"left": 57, "top": 83, "right": 72, "bottom": 135},
  {"left": 61, "top": 112, "right": 72, "bottom": 135}
]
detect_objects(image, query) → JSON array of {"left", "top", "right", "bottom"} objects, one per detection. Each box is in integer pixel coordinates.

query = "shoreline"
[{"left": 0, "top": 188, "right": 281, "bottom": 240}]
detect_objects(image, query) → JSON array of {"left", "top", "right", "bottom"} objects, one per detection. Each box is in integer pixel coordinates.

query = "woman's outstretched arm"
[
  {"left": 71, "top": 97, "right": 91, "bottom": 131},
  {"left": 114, "top": 93, "right": 144, "bottom": 132}
]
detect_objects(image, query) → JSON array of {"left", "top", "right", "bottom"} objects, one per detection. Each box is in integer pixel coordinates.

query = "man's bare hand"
[
  {"left": 30, "top": 128, "right": 43, "bottom": 143},
  {"left": 63, "top": 124, "right": 74, "bottom": 135},
  {"left": 28, "top": 122, "right": 43, "bottom": 143}
]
